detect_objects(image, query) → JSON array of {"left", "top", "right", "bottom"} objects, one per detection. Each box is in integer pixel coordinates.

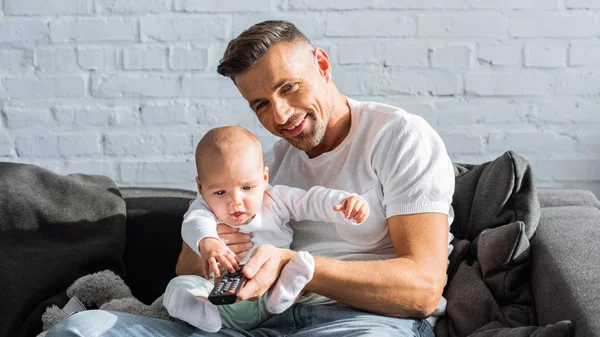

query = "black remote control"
[{"left": 208, "top": 268, "right": 247, "bottom": 305}]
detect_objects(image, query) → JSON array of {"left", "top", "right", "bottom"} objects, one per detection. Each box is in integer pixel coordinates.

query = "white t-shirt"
[
  {"left": 265, "top": 97, "right": 455, "bottom": 317},
  {"left": 181, "top": 185, "right": 360, "bottom": 257}
]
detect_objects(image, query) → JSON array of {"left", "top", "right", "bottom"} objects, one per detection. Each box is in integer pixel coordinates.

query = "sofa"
[{"left": 1, "top": 154, "right": 599, "bottom": 337}]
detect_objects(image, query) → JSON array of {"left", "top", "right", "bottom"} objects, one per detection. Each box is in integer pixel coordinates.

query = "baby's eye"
[
  {"left": 215, "top": 190, "right": 225, "bottom": 195},
  {"left": 242, "top": 186, "right": 253, "bottom": 191}
]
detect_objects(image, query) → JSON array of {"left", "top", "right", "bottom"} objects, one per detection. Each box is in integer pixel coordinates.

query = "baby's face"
[{"left": 198, "top": 150, "right": 267, "bottom": 226}]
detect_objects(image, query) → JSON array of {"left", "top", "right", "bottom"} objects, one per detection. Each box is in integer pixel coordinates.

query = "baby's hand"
[
  {"left": 333, "top": 195, "right": 369, "bottom": 225},
  {"left": 198, "top": 237, "right": 240, "bottom": 279}
]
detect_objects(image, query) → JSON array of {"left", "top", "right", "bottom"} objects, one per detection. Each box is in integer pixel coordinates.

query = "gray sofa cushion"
[
  {"left": 0, "top": 163, "right": 127, "bottom": 337},
  {"left": 437, "top": 151, "right": 572, "bottom": 337}
]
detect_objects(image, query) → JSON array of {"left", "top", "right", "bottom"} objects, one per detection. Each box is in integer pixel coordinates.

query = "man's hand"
[
  {"left": 237, "top": 244, "right": 295, "bottom": 301},
  {"left": 217, "top": 223, "right": 253, "bottom": 260},
  {"left": 198, "top": 238, "right": 239, "bottom": 279},
  {"left": 333, "top": 195, "right": 369, "bottom": 224}
]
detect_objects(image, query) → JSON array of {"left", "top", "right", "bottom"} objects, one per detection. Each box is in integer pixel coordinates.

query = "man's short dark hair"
[{"left": 217, "top": 20, "right": 311, "bottom": 82}]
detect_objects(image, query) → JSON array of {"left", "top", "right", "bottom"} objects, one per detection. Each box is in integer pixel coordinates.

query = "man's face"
[{"left": 234, "top": 42, "right": 333, "bottom": 152}]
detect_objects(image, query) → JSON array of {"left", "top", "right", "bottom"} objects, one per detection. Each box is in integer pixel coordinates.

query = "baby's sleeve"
[
  {"left": 181, "top": 192, "right": 222, "bottom": 256},
  {"left": 269, "top": 185, "right": 360, "bottom": 226}
]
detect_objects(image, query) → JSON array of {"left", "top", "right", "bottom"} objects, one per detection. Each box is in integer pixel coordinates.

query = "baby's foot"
[
  {"left": 266, "top": 251, "right": 315, "bottom": 314},
  {"left": 164, "top": 287, "right": 222, "bottom": 332}
]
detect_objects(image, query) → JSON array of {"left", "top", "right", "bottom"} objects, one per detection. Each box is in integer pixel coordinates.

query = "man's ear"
[
  {"left": 313, "top": 48, "right": 332, "bottom": 83},
  {"left": 195, "top": 176, "right": 202, "bottom": 192},
  {"left": 263, "top": 166, "right": 269, "bottom": 185}
]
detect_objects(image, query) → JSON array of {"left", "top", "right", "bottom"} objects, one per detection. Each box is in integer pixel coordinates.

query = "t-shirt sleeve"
[
  {"left": 269, "top": 185, "right": 360, "bottom": 226},
  {"left": 180, "top": 192, "right": 223, "bottom": 256},
  {"left": 374, "top": 115, "right": 455, "bottom": 218}
]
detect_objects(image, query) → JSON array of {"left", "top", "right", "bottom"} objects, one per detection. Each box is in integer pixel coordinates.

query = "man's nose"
[{"left": 272, "top": 98, "right": 292, "bottom": 125}]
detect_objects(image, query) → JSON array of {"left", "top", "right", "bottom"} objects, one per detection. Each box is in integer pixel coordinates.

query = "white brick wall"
[{"left": 1, "top": 1, "right": 599, "bottom": 197}]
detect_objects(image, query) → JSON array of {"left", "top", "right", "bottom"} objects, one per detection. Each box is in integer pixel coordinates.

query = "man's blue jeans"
[{"left": 47, "top": 304, "right": 435, "bottom": 337}]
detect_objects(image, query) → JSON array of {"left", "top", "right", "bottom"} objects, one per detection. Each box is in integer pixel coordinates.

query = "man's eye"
[
  {"left": 215, "top": 190, "right": 225, "bottom": 195},
  {"left": 282, "top": 83, "right": 296, "bottom": 93},
  {"left": 256, "top": 101, "right": 267, "bottom": 110}
]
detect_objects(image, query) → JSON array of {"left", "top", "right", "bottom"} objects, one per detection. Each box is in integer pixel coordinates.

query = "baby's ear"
[
  {"left": 195, "top": 176, "right": 202, "bottom": 191},
  {"left": 263, "top": 166, "right": 269, "bottom": 184}
]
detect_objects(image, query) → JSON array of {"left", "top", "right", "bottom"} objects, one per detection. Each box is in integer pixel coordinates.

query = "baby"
[{"left": 163, "top": 126, "right": 369, "bottom": 332}]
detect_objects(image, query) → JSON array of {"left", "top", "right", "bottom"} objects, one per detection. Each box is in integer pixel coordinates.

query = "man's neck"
[{"left": 305, "top": 94, "right": 351, "bottom": 159}]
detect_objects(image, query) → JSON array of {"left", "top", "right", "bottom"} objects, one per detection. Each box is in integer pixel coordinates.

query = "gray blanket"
[
  {"left": 0, "top": 163, "right": 127, "bottom": 337},
  {"left": 436, "top": 151, "right": 573, "bottom": 337}
]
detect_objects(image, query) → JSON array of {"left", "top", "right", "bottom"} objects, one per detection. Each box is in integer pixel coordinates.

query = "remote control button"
[{"left": 228, "top": 289, "right": 235, "bottom": 294}]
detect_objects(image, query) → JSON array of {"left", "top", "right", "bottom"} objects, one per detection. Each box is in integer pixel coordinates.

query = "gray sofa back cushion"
[{"left": 0, "top": 163, "right": 127, "bottom": 337}]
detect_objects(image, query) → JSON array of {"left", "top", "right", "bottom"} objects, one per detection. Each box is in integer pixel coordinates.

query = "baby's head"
[{"left": 195, "top": 126, "right": 268, "bottom": 226}]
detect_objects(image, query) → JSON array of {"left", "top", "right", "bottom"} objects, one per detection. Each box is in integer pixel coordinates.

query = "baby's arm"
[
  {"left": 269, "top": 185, "right": 369, "bottom": 225},
  {"left": 182, "top": 193, "right": 238, "bottom": 278}
]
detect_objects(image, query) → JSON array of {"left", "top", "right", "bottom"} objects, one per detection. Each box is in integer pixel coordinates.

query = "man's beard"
[{"left": 284, "top": 113, "right": 326, "bottom": 152}]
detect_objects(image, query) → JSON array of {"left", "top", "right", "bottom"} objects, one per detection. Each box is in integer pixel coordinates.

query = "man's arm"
[
  {"left": 237, "top": 212, "right": 449, "bottom": 318},
  {"left": 306, "top": 212, "right": 449, "bottom": 317}
]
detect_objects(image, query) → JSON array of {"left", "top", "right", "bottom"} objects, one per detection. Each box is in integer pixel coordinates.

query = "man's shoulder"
[{"left": 353, "top": 99, "right": 431, "bottom": 140}]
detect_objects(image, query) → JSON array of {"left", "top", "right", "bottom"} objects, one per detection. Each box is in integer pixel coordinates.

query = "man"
[{"left": 48, "top": 20, "right": 454, "bottom": 337}]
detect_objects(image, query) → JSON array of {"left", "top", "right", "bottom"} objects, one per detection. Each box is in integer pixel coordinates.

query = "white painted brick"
[
  {"left": 288, "top": 0, "right": 377, "bottom": 10},
  {"left": 181, "top": 75, "right": 241, "bottom": 98},
  {"left": 422, "top": 0, "right": 471, "bottom": 9},
  {"left": 430, "top": 45, "right": 474, "bottom": 68},
  {"left": 569, "top": 43, "right": 600, "bottom": 66},
  {"left": 530, "top": 99, "right": 600, "bottom": 124},
  {"left": 0, "top": 133, "right": 14, "bottom": 156},
  {"left": 105, "top": 133, "right": 192, "bottom": 156},
  {"left": 383, "top": 43, "right": 429, "bottom": 67},
  {"left": 92, "top": 74, "right": 180, "bottom": 98},
  {"left": 325, "top": 13, "right": 415, "bottom": 37},
  {"left": 4, "top": 76, "right": 86, "bottom": 99},
  {"left": 58, "top": 133, "right": 101, "bottom": 157},
  {"left": 472, "top": 0, "right": 560, "bottom": 9},
  {"left": 4, "top": 106, "right": 52, "bottom": 128},
  {"left": 62, "top": 160, "right": 115, "bottom": 177},
  {"left": 384, "top": 69, "right": 462, "bottom": 95},
  {"left": 50, "top": 18, "right": 137, "bottom": 42},
  {"left": 438, "top": 100, "right": 524, "bottom": 125},
  {"left": 466, "top": 72, "right": 552, "bottom": 96},
  {"left": 566, "top": 0, "right": 600, "bottom": 9},
  {"left": 35, "top": 47, "right": 80, "bottom": 73},
  {"left": 376, "top": 0, "right": 424, "bottom": 9},
  {"left": 192, "top": 99, "right": 258, "bottom": 127},
  {"left": 489, "top": 132, "right": 577, "bottom": 153},
  {"left": 0, "top": 49, "right": 34, "bottom": 75},
  {"left": 534, "top": 159, "right": 600, "bottom": 181},
  {"left": 120, "top": 161, "right": 196, "bottom": 184},
  {"left": 77, "top": 47, "right": 119, "bottom": 70},
  {"left": 524, "top": 42, "right": 566, "bottom": 68},
  {"left": 0, "top": 83, "right": 6, "bottom": 100},
  {"left": 141, "top": 17, "right": 229, "bottom": 42},
  {"left": 233, "top": 15, "right": 325, "bottom": 40},
  {"left": 477, "top": 43, "right": 521, "bottom": 66},
  {"left": 578, "top": 133, "right": 600, "bottom": 154},
  {"left": 53, "top": 106, "right": 137, "bottom": 126},
  {"left": 554, "top": 72, "right": 600, "bottom": 95},
  {"left": 95, "top": 0, "right": 171, "bottom": 13},
  {"left": 177, "top": 0, "right": 271, "bottom": 12},
  {"left": 123, "top": 46, "right": 167, "bottom": 71},
  {"left": 0, "top": 20, "right": 48, "bottom": 44},
  {"left": 440, "top": 133, "right": 484, "bottom": 154},
  {"left": 5, "top": 0, "right": 91, "bottom": 15},
  {"left": 338, "top": 43, "right": 380, "bottom": 65},
  {"left": 169, "top": 46, "right": 208, "bottom": 70},
  {"left": 16, "top": 135, "right": 60, "bottom": 158},
  {"left": 141, "top": 104, "right": 190, "bottom": 125},
  {"left": 418, "top": 14, "right": 508, "bottom": 37},
  {"left": 510, "top": 15, "right": 599, "bottom": 38}
]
